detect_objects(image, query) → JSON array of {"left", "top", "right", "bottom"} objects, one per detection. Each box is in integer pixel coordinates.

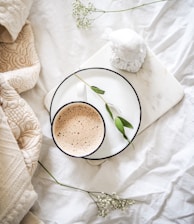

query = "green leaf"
[
  {"left": 118, "top": 116, "right": 133, "bottom": 129},
  {"left": 123, "top": 133, "right": 130, "bottom": 142},
  {"left": 91, "top": 86, "right": 105, "bottom": 94},
  {"left": 114, "top": 116, "right": 131, "bottom": 142},
  {"left": 105, "top": 103, "right": 113, "bottom": 119},
  {"left": 114, "top": 117, "right": 125, "bottom": 135}
]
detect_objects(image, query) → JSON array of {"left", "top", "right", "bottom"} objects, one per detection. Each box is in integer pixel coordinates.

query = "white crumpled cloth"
[
  {"left": 0, "top": 0, "right": 42, "bottom": 223},
  {"left": 27, "top": 1, "right": 194, "bottom": 223}
]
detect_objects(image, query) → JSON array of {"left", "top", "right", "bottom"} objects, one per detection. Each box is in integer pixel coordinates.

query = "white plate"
[{"left": 50, "top": 67, "right": 141, "bottom": 159}]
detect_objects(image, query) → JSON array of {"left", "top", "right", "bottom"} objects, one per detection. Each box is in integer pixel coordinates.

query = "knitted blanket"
[{"left": 0, "top": 1, "right": 42, "bottom": 223}]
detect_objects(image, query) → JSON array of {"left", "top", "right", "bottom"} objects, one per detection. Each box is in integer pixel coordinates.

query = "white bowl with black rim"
[{"left": 50, "top": 67, "right": 141, "bottom": 159}]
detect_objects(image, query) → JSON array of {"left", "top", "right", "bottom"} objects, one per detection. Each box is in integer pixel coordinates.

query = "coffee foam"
[{"left": 52, "top": 102, "right": 105, "bottom": 157}]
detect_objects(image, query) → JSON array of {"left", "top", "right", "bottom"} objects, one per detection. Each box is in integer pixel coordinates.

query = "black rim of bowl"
[{"left": 50, "top": 67, "right": 142, "bottom": 160}]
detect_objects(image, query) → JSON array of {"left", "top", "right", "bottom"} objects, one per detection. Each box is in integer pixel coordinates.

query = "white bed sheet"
[{"left": 25, "top": 0, "right": 194, "bottom": 223}]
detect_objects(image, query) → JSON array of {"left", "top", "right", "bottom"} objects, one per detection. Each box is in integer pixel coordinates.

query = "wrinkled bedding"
[{"left": 21, "top": 0, "right": 194, "bottom": 223}]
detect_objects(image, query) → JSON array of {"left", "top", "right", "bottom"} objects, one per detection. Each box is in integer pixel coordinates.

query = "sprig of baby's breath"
[
  {"left": 72, "top": 0, "right": 96, "bottom": 29},
  {"left": 72, "top": 0, "right": 168, "bottom": 29},
  {"left": 75, "top": 74, "right": 133, "bottom": 142},
  {"left": 90, "top": 192, "right": 135, "bottom": 217},
  {"left": 38, "top": 161, "right": 135, "bottom": 217}
]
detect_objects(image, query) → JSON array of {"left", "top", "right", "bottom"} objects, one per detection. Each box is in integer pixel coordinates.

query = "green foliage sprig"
[
  {"left": 38, "top": 161, "right": 135, "bottom": 217},
  {"left": 75, "top": 74, "right": 133, "bottom": 142},
  {"left": 72, "top": 0, "right": 168, "bottom": 29}
]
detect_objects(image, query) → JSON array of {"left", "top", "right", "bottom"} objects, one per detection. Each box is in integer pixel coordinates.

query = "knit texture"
[
  {"left": 0, "top": 1, "right": 42, "bottom": 223},
  {"left": 0, "top": 0, "right": 33, "bottom": 43}
]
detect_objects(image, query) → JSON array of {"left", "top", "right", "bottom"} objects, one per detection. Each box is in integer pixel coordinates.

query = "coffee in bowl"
[{"left": 51, "top": 101, "right": 105, "bottom": 157}]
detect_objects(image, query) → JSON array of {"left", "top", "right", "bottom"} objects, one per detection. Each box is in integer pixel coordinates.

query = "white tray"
[{"left": 45, "top": 43, "right": 184, "bottom": 134}]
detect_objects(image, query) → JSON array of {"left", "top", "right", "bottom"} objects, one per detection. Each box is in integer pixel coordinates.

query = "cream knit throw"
[
  {"left": 0, "top": 1, "right": 42, "bottom": 223},
  {"left": 0, "top": 0, "right": 33, "bottom": 43}
]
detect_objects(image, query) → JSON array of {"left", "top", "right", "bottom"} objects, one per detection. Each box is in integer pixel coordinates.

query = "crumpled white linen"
[
  {"left": 0, "top": 0, "right": 43, "bottom": 223},
  {"left": 26, "top": 0, "right": 194, "bottom": 223}
]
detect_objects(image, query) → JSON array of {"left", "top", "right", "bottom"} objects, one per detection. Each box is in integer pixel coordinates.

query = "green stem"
[
  {"left": 38, "top": 161, "right": 87, "bottom": 193},
  {"left": 38, "top": 161, "right": 136, "bottom": 217},
  {"left": 38, "top": 161, "right": 102, "bottom": 195},
  {"left": 92, "top": 0, "right": 167, "bottom": 13},
  {"left": 75, "top": 73, "right": 133, "bottom": 143},
  {"left": 75, "top": 74, "right": 91, "bottom": 88},
  {"left": 75, "top": 74, "right": 107, "bottom": 104}
]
